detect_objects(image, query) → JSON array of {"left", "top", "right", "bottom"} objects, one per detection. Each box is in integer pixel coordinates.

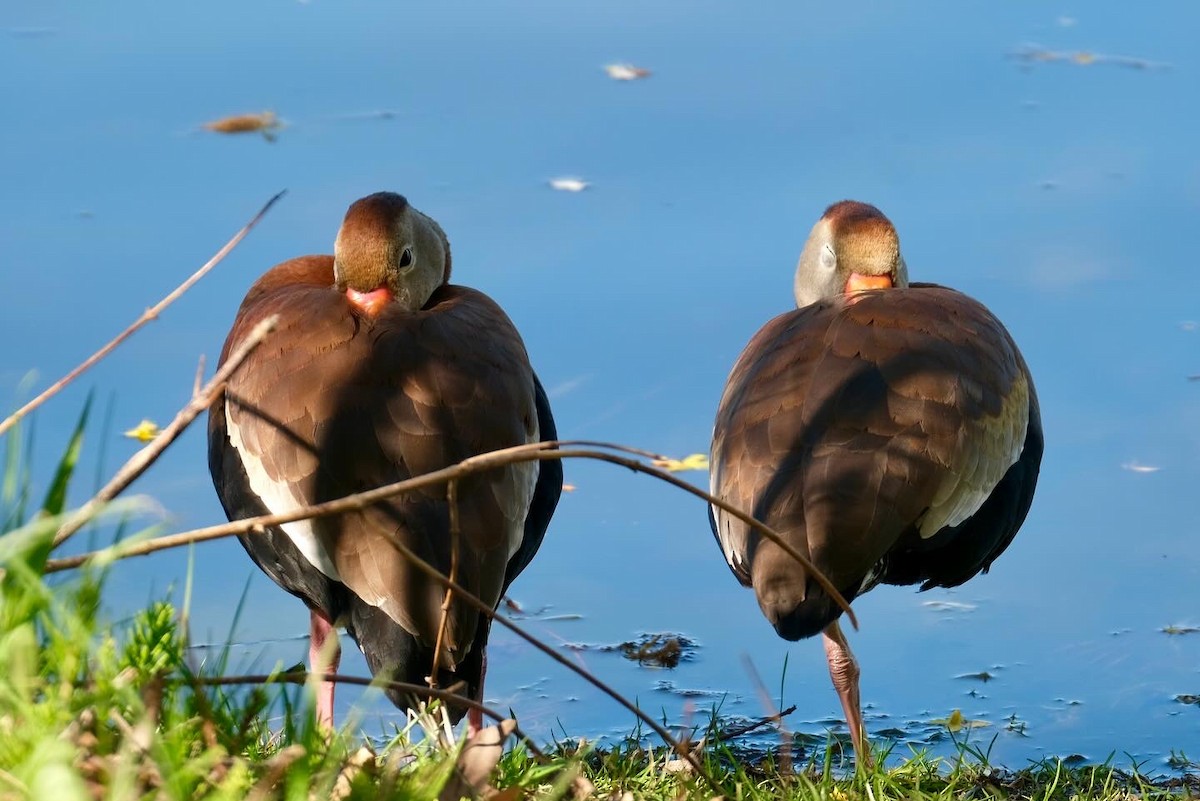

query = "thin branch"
[
  {"left": 195, "top": 671, "right": 544, "bottom": 757},
  {"left": 344, "top": 518, "right": 720, "bottom": 789},
  {"left": 43, "top": 440, "right": 857, "bottom": 629},
  {"left": 742, "top": 654, "right": 792, "bottom": 774},
  {"left": 429, "top": 479, "right": 460, "bottom": 689},
  {"left": 714, "top": 704, "right": 797, "bottom": 741},
  {"left": 52, "top": 315, "right": 280, "bottom": 548},
  {"left": 0, "top": 191, "right": 286, "bottom": 439}
]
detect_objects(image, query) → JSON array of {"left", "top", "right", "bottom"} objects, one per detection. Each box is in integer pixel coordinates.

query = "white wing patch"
[
  {"left": 498, "top": 414, "right": 540, "bottom": 564},
  {"left": 225, "top": 404, "right": 342, "bottom": 581},
  {"left": 710, "top": 454, "right": 749, "bottom": 580},
  {"left": 919, "top": 373, "right": 1030, "bottom": 537}
]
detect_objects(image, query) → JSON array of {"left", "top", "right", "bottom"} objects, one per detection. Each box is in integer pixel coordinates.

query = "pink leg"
[
  {"left": 822, "top": 620, "right": 872, "bottom": 769},
  {"left": 309, "top": 609, "right": 342, "bottom": 731},
  {"left": 467, "top": 650, "right": 486, "bottom": 738}
]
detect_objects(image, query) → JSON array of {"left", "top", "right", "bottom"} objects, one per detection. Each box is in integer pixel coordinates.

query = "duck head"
[
  {"left": 333, "top": 192, "right": 451, "bottom": 316},
  {"left": 793, "top": 200, "right": 909, "bottom": 307}
]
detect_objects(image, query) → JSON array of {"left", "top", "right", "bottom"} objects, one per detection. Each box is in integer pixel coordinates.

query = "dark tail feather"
[
  {"left": 346, "top": 601, "right": 485, "bottom": 723},
  {"left": 751, "top": 538, "right": 853, "bottom": 641}
]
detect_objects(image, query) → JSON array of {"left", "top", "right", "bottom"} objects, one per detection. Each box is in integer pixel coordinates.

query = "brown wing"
[
  {"left": 710, "top": 285, "right": 1038, "bottom": 634},
  {"left": 215, "top": 256, "right": 539, "bottom": 668}
]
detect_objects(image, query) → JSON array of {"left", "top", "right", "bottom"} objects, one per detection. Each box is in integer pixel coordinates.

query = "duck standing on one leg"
[
  {"left": 709, "top": 200, "right": 1042, "bottom": 765},
  {"left": 208, "top": 192, "right": 562, "bottom": 733}
]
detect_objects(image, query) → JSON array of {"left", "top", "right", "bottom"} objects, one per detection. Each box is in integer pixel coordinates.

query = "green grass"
[{"left": 1, "top": 415, "right": 1197, "bottom": 800}]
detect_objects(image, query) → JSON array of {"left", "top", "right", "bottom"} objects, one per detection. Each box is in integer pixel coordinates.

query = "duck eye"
[
  {"left": 398, "top": 246, "right": 414, "bottom": 269},
  {"left": 820, "top": 242, "right": 837, "bottom": 271}
]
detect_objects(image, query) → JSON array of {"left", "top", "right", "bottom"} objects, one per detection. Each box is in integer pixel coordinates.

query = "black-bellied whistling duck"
[
  {"left": 709, "top": 201, "right": 1042, "bottom": 765},
  {"left": 207, "top": 192, "right": 561, "bottom": 732}
]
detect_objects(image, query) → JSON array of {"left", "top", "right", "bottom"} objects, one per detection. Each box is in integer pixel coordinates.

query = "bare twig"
[
  {"left": 0, "top": 191, "right": 285, "bottom": 439},
  {"left": 348, "top": 523, "right": 720, "bottom": 789},
  {"left": 52, "top": 315, "right": 280, "bottom": 548},
  {"left": 429, "top": 479, "right": 460, "bottom": 689},
  {"left": 43, "top": 440, "right": 857, "bottom": 629},
  {"left": 715, "top": 704, "right": 797, "bottom": 741},
  {"left": 742, "top": 654, "right": 792, "bottom": 773},
  {"left": 197, "top": 671, "right": 544, "bottom": 758}
]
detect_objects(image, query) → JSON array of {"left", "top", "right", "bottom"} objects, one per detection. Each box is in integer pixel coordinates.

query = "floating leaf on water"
[
  {"left": 956, "top": 670, "right": 996, "bottom": 683},
  {"left": 930, "top": 709, "right": 991, "bottom": 732},
  {"left": 562, "top": 483, "right": 577, "bottom": 492},
  {"left": 1011, "top": 44, "right": 1168, "bottom": 71},
  {"left": 123, "top": 419, "right": 160, "bottom": 443},
  {"left": 1121, "top": 460, "right": 1162, "bottom": 473},
  {"left": 202, "top": 111, "right": 283, "bottom": 141},
  {"left": 548, "top": 177, "right": 589, "bottom": 193},
  {"left": 1174, "top": 694, "right": 1200, "bottom": 706},
  {"left": 1161, "top": 624, "right": 1200, "bottom": 636},
  {"left": 922, "top": 600, "right": 977, "bottom": 612},
  {"left": 651, "top": 453, "right": 710, "bottom": 472},
  {"left": 604, "top": 63, "right": 651, "bottom": 81}
]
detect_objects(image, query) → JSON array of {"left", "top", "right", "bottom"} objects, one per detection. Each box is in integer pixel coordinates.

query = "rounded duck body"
[
  {"left": 709, "top": 200, "right": 1042, "bottom": 764},
  {"left": 207, "top": 192, "right": 562, "bottom": 731}
]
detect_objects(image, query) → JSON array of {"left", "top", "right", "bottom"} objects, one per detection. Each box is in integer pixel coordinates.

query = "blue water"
[{"left": 4, "top": 0, "right": 1199, "bottom": 771}]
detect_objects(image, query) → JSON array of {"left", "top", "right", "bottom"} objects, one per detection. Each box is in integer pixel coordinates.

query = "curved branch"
[{"left": 45, "top": 440, "right": 857, "bottom": 629}]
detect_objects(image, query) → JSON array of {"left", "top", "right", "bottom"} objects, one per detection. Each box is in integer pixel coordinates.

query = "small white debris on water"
[
  {"left": 604, "top": 63, "right": 651, "bottom": 81},
  {"left": 1121, "top": 460, "right": 1162, "bottom": 473},
  {"left": 549, "top": 177, "right": 589, "bottom": 192},
  {"left": 922, "top": 600, "right": 978, "bottom": 612}
]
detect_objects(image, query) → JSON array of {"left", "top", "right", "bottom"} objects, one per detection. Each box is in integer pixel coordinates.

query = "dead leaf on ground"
[
  {"left": 439, "top": 719, "right": 516, "bottom": 801},
  {"left": 124, "top": 419, "right": 160, "bottom": 443}
]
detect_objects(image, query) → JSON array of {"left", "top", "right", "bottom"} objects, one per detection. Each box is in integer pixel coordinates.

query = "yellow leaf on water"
[
  {"left": 123, "top": 420, "right": 160, "bottom": 443},
  {"left": 651, "top": 453, "right": 710, "bottom": 472},
  {"left": 930, "top": 708, "right": 991, "bottom": 732},
  {"left": 1072, "top": 51, "right": 1096, "bottom": 65},
  {"left": 562, "top": 483, "right": 577, "bottom": 492},
  {"left": 202, "top": 111, "right": 282, "bottom": 138}
]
